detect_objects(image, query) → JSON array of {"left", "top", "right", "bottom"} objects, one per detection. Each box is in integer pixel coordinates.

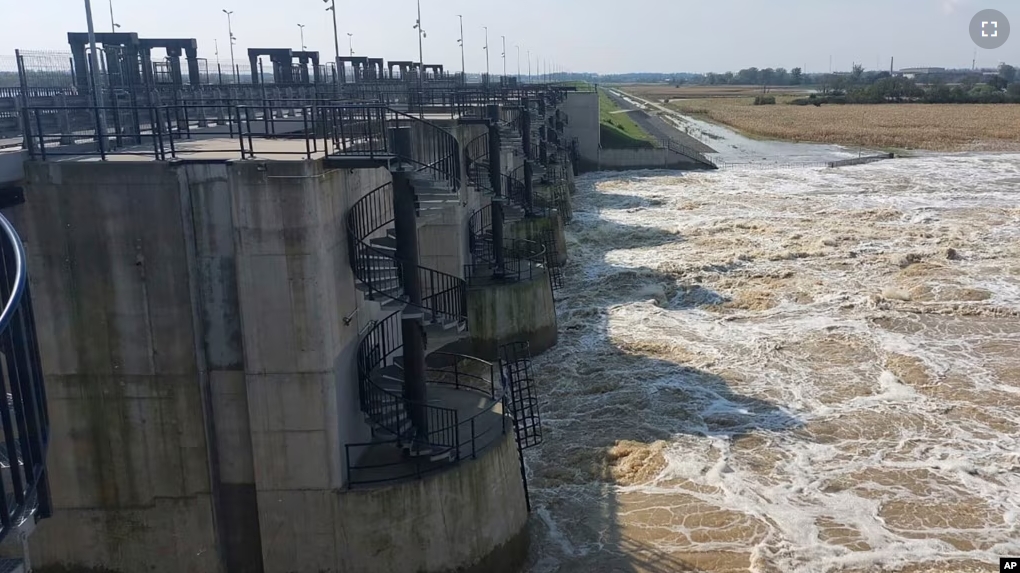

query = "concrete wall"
[
  {"left": 15, "top": 148, "right": 534, "bottom": 572},
  {"left": 467, "top": 271, "right": 557, "bottom": 360},
  {"left": 332, "top": 433, "right": 527, "bottom": 573},
  {"left": 13, "top": 161, "right": 221, "bottom": 573},
  {"left": 597, "top": 147, "right": 703, "bottom": 171},
  {"left": 508, "top": 214, "right": 567, "bottom": 267},
  {"left": 560, "top": 92, "right": 599, "bottom": 170}
]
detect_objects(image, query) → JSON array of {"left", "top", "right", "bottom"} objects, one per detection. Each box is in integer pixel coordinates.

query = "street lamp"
[
  {"left": 347, "top": 33, "right": 354, "bottom": 56},
  {"left": 457, "top": 15, "right": 465, "bottom": 80},
  {"left": 83, "top": 0, "right": 106, "bottom": 140},
  {"left": 516, "top": 45, "right": 520, "bottom": 81},
  {"left": 222, "top": 9, "right": 236, "bottom": 82},
  {"left": 483, "top": 26, "right": 489, "bottom": 80},
  {"left": 323, "top": 0, "right": 339, "bottom": 70},
  {"left": 501, "top": 35, "right": 506, "bottom": 78},
  {"left": 412, "top": 0, "right": 426, "bottom": 117},
  {"left": 108, "top": 0, "right": 119, "bottom": 31},
  {"left": 297, "top": 23, "right": 306, "bottom": 50}
]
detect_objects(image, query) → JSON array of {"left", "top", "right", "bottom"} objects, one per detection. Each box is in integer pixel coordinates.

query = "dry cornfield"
[{"left": 628, "top": 94, "right": 1020, "bottom": 152}]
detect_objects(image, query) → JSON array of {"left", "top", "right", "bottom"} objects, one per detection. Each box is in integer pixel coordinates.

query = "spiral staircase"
[{"left": 340, "top": 106, "right": 511, "bottom": 485}]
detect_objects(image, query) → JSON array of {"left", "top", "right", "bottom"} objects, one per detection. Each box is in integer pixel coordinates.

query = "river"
[{"left": 524, "top": 135, "right": 1020, "bottom": 572}]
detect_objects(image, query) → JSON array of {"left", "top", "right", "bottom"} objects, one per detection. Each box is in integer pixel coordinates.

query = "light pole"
[
  {"left": 457, "top": 15, "right": 465, "bottom": 80},
  {"left": 483, "top": 26, "right": 489, "bottom": 80},
  {"left": 501, "top": 35, "right": 506, "bottom": 78},
  {"left": 222, "top": 9, "right": 236, "bottom": 82},
  {"left": 528, "top": 49, "right": 531, "bottom": 83},
  {"left": 347, "top": 33, "right": 353, "bottom": 56},
  {"left": 516, "top": 45, "right": 520, "bottom": 81},
  {"left": 297, "top": 23, "right": 306, "bottom": 50},
  {"left": 108, "top": 0, "right": 119, "bottom": 31},
  {"left": 412, "top": 0, "right": 426, "bottom": 117},
  {"left": 83, "top": 0, "right": 106, "bottom": 140},
  {"left": 323, "top": 0, "right": 340, "bottom": 68}
]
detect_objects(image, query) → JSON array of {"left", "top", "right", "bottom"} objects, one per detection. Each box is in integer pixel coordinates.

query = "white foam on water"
[{"left": 526, "top": 154, "right": 1020, "bottom": 573}]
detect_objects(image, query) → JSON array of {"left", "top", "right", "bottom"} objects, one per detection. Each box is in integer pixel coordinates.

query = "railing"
[
  {"left": 503, "top": 164, "right": 547, "bottom": 217},
  {"left": 346, "top": 312, "right": 506, "bottom": 486},
  {"left": 660, "top": 137, "right": 717, "bottom": 169},
  {"left": 465, "top": 235, "right": 548, "bottom": 286},
  {"left": 464, "top": 131, "right": 490, "bottom": 189},
  {"left": 0, "top": 213, "right": 51, "bottom": 543},
  {"left": 325, "top": 105, "right": 462, "bottom": 189},
  {"left": 346, "top": 182, "right": 467, "bottom": 326},
  {"left": 22, "top": 103, "right": 326, "bottom": 160}
]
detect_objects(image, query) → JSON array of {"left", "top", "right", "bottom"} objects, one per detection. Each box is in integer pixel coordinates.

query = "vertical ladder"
[{"left": 499, "top": 342, "right": 543, "bottom": 512}]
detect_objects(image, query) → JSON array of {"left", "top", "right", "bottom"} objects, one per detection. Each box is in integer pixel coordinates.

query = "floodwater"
[{"left": 525, "top": 152, "right": 1020, "bottom": 573}]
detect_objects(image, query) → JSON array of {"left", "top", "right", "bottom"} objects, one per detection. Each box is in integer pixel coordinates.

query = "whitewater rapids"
[{"left": 525, "top": 154, "right": 1020, "bottom": 573}]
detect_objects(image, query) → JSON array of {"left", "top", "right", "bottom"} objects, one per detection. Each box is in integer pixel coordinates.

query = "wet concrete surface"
[
  {"left": 612, "top": 89, "right": 880, "bottom": 168},
  {"left": 602, "top": 88, "right": 716, "bottom": 155}
]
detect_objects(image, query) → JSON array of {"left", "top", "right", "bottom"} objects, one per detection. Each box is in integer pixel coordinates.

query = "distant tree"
[
  {"left": 790, "top": 67, "right": 803, "bottom": 84},
  {"left": 761, "top": 68, "right": 775, "bottom": 91},
  {"left": 851, "top": 63, "right": 865, "bottom": 84},
  {"left": 961, "top": 76, "right": 978, "bottom": 90},
  {"left": 998, "top": 63, "right": 1017, "bottom": 83},
  {"left": 774, "top": 67, "right": 789, "bottom": 85},
  {"left": 988, "top": 75, "right": 1009, "bottom": 90}
]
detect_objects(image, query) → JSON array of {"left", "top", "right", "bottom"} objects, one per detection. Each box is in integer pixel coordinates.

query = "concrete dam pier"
[
  {"left": 2, "top": 48, "right": 613, "bottom": 570},
  {"left": 0, "top": 24, "right": 719, "bottom": 573}
]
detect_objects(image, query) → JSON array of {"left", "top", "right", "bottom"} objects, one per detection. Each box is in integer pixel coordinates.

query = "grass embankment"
[
  {"left": 619, "top": 85, "right": 1020, "bottom": 152},
  {"left": 598, "top": 89, "right": 654, "bottom": 149}
]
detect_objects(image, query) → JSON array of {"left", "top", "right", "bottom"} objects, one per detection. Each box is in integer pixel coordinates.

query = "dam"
[{"left": 3, "top": 10, "right": 1018, "bottom": 573}]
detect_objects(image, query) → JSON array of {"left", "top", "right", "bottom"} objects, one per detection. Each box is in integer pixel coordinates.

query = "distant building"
[{"left": 896, "top": 67, "right": 946, "bottom": 79}]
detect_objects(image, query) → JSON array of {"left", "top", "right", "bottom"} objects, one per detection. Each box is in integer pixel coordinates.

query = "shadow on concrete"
[{"left": 523, "top": 172, "right": 802, "bottom": 572}]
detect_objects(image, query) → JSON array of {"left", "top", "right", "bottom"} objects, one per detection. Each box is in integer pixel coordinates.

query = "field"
[
  {"left": 597, "top": 89, "right": 654, "bottom": 149},
  {"left": 618, "top": 85, "right": 1020, "bottom": 152},
  {"left": 620, "top": 83, "right": 811, "bottom": 100}
]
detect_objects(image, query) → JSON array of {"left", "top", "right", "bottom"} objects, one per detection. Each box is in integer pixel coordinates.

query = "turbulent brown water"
[{"left": 525, "top": 154, "right": 1020, "bottom": 573}]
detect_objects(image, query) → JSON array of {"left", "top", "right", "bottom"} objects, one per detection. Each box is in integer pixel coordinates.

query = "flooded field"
[{"left": 525, "top": 154, "right": 1020, "bottom": 573}]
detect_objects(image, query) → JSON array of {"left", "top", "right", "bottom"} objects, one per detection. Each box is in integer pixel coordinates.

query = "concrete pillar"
[
  {"left": 521, "top": 98, "right": 532, "bottom": 160},
  {"left": 249, "top": 55, "right": 259, "bottom": 84},
  {"left": 487, "top": 106, "right": 505, "bottom": 277},
  {"left": 168, "top": 48, "right": 184, "bottom": 86},
  {"left": 141, "top": 48, "right": 155, "bottom": 87},
  {"left": 391, "top": 127, "right": 429, "bottom": 445},
  {"left": 69, "top": 43, "right": 89, "bottom": 89},
  {"left": 186, "top": 47, "right": 201, "bottom": 85},
  {"left": 523, "top": 160, "right": 534, "bottom": 216}
]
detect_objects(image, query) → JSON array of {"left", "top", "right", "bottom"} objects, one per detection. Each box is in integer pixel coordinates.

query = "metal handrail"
[
  {"left": 347, "top": 316, "right": 506, "bottom": 486},
  {"left": 346, "top": 182, "right": 467, "bottom": 326},
  {"left": 0, "top": 213, "right": 51, "bottom": 542}
]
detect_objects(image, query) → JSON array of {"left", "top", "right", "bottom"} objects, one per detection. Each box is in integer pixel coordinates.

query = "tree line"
[{"left": 697, "top": 63, "right": 1020, "bottom": 104}]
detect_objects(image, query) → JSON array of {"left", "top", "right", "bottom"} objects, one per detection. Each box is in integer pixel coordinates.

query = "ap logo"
[{"left": 1003, "top": 557, "right": 1020, "bottom": 572}]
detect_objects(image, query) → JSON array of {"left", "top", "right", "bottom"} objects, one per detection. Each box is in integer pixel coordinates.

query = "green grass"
[{"left": 598, "top": 89, "right": 655, "bottom": 149}]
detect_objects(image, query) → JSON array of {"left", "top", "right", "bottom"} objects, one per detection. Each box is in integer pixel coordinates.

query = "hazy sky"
[{"left": 1, "top": 0, "right": 1018, "bottom": 74}]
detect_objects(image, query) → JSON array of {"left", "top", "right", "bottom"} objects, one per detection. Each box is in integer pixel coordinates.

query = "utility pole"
[
  {"left": 501, "top": 35, "right": 506, "bottom": 78},
  {"left": 348, "top": 33, "right": 354, "bottom": 56},
  {"left": 223, "top": 9, "right": 236, "bottom": 82},
  {"left": 84, "top": 0, "right": 107, "bottom": 141},
  {"left": 483, "top": 26, "right": 490, "bottom": 80},
  {"left": 457, "top": 15, "right": 465, "bottom": 80},
  {"left": 298, "top": 23, "right": 306, "bottom": 50},
  {"left": 413, "top": 0, "right": 426, "bottom": 117},
  {"left": 108, "top": 0, "right": 118, "bottom": 31},
  {"left": 324, "top": 0, "right": 340, "bottom": 69},
  {"left": 528, "top": 49, "right": 531, "bottom": 82},
  {"left": 516, "top": 45, "right": 520, "bottom": 81}
]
